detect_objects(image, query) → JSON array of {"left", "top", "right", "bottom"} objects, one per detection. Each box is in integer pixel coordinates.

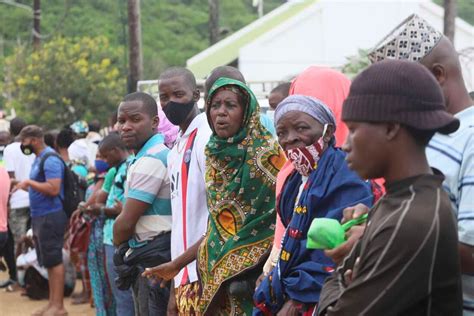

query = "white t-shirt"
[
  {"left": 426, "top": 105, "right": 474, "bottom": 312},
  {"left": 3, "top": 142, "right": 35, "bottom": 209},
  {"left": 167, "top": 113, "right": 211, "bottom": 286},
  {"left": 68, "top": 138, "right": 98, "bottom": 168}
]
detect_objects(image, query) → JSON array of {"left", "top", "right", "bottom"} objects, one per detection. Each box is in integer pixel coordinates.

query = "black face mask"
[
  {"left": 20, "top": 143, "right": 34, "bottom": 156},
  {"left": 162, "top": 100, "right": 195, "bottom": 126}
]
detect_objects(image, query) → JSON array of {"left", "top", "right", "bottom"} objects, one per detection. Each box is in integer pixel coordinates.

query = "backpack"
[{"left": 39, "top": 152, "right": 86, "bottom": 218}]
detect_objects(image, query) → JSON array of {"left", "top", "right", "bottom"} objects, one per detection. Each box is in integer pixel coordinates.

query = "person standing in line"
[
  {"left": 0, "top": 166, "right": 14, "bottom": 290},
  {"left": 3, "top": 118, "right": 35, "bottom": 257},
  {"left": 113, "top": 92, "right": 172, "bottom": 316},
  {"left": 143, "top": 67, "right": 212, "bottom": 315},
  {"left": 317, "top": 60, "right": 462, "bottom": 315},
  {"left": 91, "top": 133, "right": 135, "bottom": 316},
  {"left": 14, "top": 125, "right": 67, "bottom": 316},
  {"left": 366, "top": 14, "right": 473, "bottom": 313}
]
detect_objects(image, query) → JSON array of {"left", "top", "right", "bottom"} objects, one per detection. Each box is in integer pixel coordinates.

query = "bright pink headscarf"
[
  {"left": 273, "top": 67, "right": 352, "bottom": 250},
  {"left": 289, "top": 66, "right": 351, "bottom": 147}
]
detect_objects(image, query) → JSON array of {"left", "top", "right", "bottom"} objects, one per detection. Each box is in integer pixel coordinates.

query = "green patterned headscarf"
[{"left": 197, "top": 78, "right": 286, "bottom": 315}]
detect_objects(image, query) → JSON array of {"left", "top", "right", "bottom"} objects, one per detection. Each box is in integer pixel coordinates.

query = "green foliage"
[
  {"left": 3, "top": 36, "right": 126, "bottom": 128},
  {"left": 341, "top": 49, "right": 371, "bottom": 79},
  {"left": 0, "top": 0, "right": 282, "bottom": 79}
]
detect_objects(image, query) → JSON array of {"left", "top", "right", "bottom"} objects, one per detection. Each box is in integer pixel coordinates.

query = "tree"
[
  {"left": 443, "top": 0, "right": 457, "bottom": 42},
  {"left": 127, "top": 0, "right": 143, "bottom": 92},
  {"left": 341, "top": 49, "right": 370, "bottom": 79},
  {"left": 3, "top": 36, "right": 126, "bottom": 128},
  {"left": 209, "top": 0, "right": 220, "bottom": 45}
]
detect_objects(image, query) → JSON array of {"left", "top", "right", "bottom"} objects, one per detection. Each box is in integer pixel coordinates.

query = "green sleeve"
[{"left": 101, "top": 167, "right": 117, "bottom": 193}]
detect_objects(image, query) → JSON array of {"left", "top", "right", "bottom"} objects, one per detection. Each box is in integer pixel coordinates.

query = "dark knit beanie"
[{"left": 342, "top": 60, "right": 459, "bottom": 134}]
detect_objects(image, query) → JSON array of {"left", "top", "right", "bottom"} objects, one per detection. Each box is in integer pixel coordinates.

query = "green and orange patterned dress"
[{"left": 197, "top": 78, "right": 286, "bottom": 315}]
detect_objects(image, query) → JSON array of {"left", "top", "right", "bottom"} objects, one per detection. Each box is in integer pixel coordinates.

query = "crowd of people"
[{"left": 0, "top": 14, "right": 473, "bottom": 316}]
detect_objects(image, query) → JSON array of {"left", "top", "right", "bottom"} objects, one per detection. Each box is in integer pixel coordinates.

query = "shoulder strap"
[{"left": 39, "top": 152, "right": 64, "bottom": 176}]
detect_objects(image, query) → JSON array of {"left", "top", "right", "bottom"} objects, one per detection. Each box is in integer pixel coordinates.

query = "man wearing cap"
[
  {"left": 368, "top": 14, "right": 474, "bottom": 313},
  {"left": 317, "top": 60, "right": 462, "bottom": 315},
  {"left": 14, "top": 125, "right": 68, "bottom": 316}
]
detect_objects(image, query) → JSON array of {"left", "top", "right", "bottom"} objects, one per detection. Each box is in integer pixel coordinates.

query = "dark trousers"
[
  {"left": 0, "top": 228, "right": 17, "bottom": 281},
  {"left": 130, "top": 233, "right": 171, "bottom": 316}
]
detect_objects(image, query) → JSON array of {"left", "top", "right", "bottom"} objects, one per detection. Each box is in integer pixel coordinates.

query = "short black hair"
[
  {"left": 404, "top": 126, "right": 436, "bottom": 147},
  {"left": 56, "top": 128, "right": 75, "bottom": 149},
  {"left": 44, "top": 130, "right": 59, "bottom": 148},
  {"left": 271, "top": 82, "right": 291, "bottom": 97},
  {"left": 469, "top": 91, "right": 474, "bottom": 100},
  {"left": 205, "top": 66, "right": 246, "bottom": 99},
  {"left": 121, "top": 92, "right": 158, "bottom": 118},
  {"left": 10, "top": 117, "right": 27, "bottom": 136},
  {"left": 159, "top": 67, "right": 197, "bottom": 90},
  {"left": 99, "top": 132, "right": 126, "bottom": 152},
  {"left": 88, "top": 119, "right": 101, "bottom": 133}
]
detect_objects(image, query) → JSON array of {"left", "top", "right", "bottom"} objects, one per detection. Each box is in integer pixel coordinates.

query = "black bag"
[{"left": 39, "top": 152, "right": 86, "bottom": 217}]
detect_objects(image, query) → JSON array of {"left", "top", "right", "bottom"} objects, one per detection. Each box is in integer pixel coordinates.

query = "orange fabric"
[
  {"left": 273, "top": 67, "right": 351, "bottom": 251},
  {"left": 289, "top": 66, "right": 351, "bottom": 147},
  {"left": 273, "top": 161, "right": 294, "bottom": 250}
]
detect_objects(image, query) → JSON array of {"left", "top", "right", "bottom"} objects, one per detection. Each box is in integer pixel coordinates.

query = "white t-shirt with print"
[{"left": 167, "top": 113, "right": 212, "bottom": 287}]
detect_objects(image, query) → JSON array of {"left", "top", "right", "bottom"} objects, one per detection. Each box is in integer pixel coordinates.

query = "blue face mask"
[{"left": 95, "top": 159, "right": 109, "bottom": 174}]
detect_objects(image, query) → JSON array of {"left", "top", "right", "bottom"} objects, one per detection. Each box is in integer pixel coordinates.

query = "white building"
[{"left": 187, "top": 0, "right": 474, "bottom": 91}]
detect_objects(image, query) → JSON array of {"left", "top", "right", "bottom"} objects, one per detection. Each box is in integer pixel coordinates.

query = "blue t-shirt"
[
  {"left": 260, "top": 113, "right": 276, "bottom": 136},
  {"left": 29, "top": 147, "right": 65, "bottom": 218}
]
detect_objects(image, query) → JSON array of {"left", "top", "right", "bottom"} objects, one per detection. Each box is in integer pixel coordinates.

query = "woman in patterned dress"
[{"left": 197, "top": 77, "right": 286, "bottom": 315}]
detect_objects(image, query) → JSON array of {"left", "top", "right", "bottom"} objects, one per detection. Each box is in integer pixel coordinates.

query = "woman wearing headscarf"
[
  {"left": 253, "top": 95, "right": 373, "bottom": 315},
  {"left": 197, "top": 78, "right": 286, "bottom": 315},
  {"left": 263, "top": 67, "right": 353, "bottom": 277}
]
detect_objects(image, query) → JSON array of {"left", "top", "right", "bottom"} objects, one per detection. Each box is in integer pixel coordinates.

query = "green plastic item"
[{"left": 306, "top": 214, "right": 368, "bottom": 250}]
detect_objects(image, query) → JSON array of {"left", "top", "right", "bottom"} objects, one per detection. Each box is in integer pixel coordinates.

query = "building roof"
[{"left": 186, "top": 0, "right": 318, "bottom": 78}]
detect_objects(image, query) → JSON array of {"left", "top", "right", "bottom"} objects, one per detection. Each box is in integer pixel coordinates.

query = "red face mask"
[{"left": 284, "top": 124, "right": 328, "bottom": 177}]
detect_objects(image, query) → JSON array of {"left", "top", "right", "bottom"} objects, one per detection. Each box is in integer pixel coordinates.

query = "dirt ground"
[{"left": 0, "top": 271, "right": 95, "bottom": 316}]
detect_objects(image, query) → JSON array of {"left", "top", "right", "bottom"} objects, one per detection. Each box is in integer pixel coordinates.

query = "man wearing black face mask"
[
  {"left": 14, "top": 125, "right": 68, "bottom": 316},
  {"left": 142, "top": 67, "right": 212, "bottom": 315}
]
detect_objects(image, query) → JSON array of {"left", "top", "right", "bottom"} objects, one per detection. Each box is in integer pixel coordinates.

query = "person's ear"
[
  {"left": 430, "top": 63, "right": 446, "bottom": 86},
  {"left": 152, "top": 115, "right": 159, "bottom": 131},
  {"left": 193, "top": 89, "right": 200, "bottom": 103},
  {"left": 386, "top": 122, "right": 401, "bottom": 141},
  {"left": 323, "top": 124, "right": 335, "bottom": 144}
]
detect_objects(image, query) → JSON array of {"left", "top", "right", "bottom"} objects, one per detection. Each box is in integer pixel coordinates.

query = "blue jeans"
[{"left": 104, "top": 244, "right": 134, "bottom": 316}]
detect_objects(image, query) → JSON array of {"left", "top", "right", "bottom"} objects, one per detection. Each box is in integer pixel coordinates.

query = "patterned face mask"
[{"left": 285, "top": 124, "right": 328, "bottom": 177}]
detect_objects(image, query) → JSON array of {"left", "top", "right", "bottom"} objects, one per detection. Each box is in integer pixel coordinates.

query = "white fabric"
[
  {"left": 86, "top": 131, "right": 102, "bottom": 144},
  {"left": 167, "top": 113, "right": 212, "bottom": 286},
  {"left": 3, "top": 142, "right": 35, "bottom": 209},
  {"left": 426, "top": 106, "right": 474, "bottom": 312},
  {"left": 68, "top": 138, "right": 98, "bottom": 168}
]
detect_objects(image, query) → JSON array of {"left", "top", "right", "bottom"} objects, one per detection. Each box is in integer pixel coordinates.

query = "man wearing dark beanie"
[
  {"left": 369, "top": 16, "right": 474, "bottom": 312},
  {"left": 317, "top": 60, "right": 462, "bottom": 315}
]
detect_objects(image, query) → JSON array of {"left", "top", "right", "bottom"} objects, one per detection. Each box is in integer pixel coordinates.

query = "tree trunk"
[
  {"left": 209, "top": 0, "right": 219, "bottom": 45},
  {"left": 443, "top": 0, "right": 457, "bottom": 43},
  {"left": 33, "top": 0, "right": 41, "bottom": 50},
  {"left": 128, "top": 0, "right": 142, "bottom": 93}
]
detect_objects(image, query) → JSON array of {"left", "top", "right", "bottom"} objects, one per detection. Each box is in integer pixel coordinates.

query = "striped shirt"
[
  {"left": 126, "top": 133, "right": 172, "bottom": 248},
  {"left": 317, "top": 172, "right": 462, "bottom": 316},
  {"left": 426, "top": 105, "right": 474, "bottom": 311}
]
